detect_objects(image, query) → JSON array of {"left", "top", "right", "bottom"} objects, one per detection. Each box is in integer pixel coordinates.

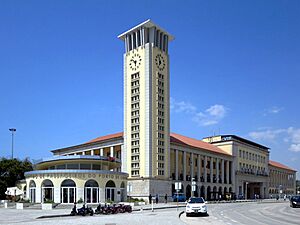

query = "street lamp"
[{"left": 9, "top": 128, "right": 16, "bottom": 159}]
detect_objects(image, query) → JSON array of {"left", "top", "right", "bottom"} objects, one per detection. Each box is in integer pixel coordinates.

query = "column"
[
  {"left": 110, "top": 146, "right": 114, "bottom": 157},
  {"left": 191, "top": 153, "right": 194, "bottom": 179},
  {"left": 216, "top": 158, "right": 219, "bottom": 183},
  {"left": 230, "top": 161, "right": 234, "bottom": 185},
  {"left": 53, "top": 187, "right": 60, "bottom": 203},
  {"left": 175, "top": 149, "right": 179, "bottom": 180},
  {"left": 82, "top": 151, "right": 85, "bottom": 155},
  {"left": 121, "top": 145, "right": 126, "bottom": 172},
  {"left": 100, "top": 148, "right": 104, "bottom": 156},
  {"left": 77, "top": 187, "right": 84, "bottom": 203},
  {"left": 221, "top": 159, "right": 225, "bottom": 184},
  {"left": 36, "top": 187, "right": 41, "bottom": 203},
  {"left": 91, "top": 149, "right": 94, "bottom": 155},
  {"left": 197, "top": 155, "right": 201, "bottom": 182},
  {"left": 226, "top": 160, "right": 230, "bottom": 184},
  {"left": 210, "top": 157, "right": 213, "bottom": 183},
  {"left": 183, "top": 151, "right": 187, "bottom": 181},
  {"left": 99, "top": 188, "right": 105, "bottom": 202},
  {"left": 204, "top": 156, "right": 207, "bottom": 183}
]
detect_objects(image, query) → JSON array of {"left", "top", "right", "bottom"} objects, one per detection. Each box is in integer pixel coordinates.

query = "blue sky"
[{"left": 0, "top": 0, "right": 299, "bottom": 178}]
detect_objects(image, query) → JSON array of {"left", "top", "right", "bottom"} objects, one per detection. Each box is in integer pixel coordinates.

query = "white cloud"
[
  {"left": 289, "top": 144, "right": 300, "bottom": 152},
  {"left": 263, "top": 106, "right": 283, "bottom": 116},
  {"left": 248, "top": 129, "right": 286, "bottom": 142},
  {"left": 206, "top": 105, "right": 226, "bottom": 119},
  {"left": 170, "top": 98, "right": 196, "bottom": 114},
  {"left": 249, "top": 127, "right": 300, "bottom": 153},
  {"left": 269, "top": 107, "right": 283, "bottom": 114},
  {"left": 171, "top": 98, "right": 228, "bottom": 126}
]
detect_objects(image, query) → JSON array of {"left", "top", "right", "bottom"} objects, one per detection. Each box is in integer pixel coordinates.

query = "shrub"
[{"left": 44, "top": 199, "right": 54, "bottom": 203}]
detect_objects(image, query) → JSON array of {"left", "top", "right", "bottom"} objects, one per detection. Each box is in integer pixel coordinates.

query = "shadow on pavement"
[{"left": 186, "top": 213, "right": 209, "bottom": 217}]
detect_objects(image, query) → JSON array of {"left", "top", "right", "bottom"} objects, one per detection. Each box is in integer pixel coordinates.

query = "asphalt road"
[{"left": 181, "top": 201, "right": 300, "bottom": 225}]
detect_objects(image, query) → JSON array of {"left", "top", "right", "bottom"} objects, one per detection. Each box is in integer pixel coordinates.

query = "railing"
[{"left": 236, "top": 169, "right": 269, "bottom": 177}]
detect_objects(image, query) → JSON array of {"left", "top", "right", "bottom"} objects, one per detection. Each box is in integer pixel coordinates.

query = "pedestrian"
[
  {"left": 149, "top": 194, "right": 152, "bottom": 204},
  {"left": 164, "top": 194, "right": 167, "bottom": 203},
  {"left": 155, "top": 194, "right": 158, "bottom": 204},
  {"left": 284, "top": 194, "right": 286, "bottom": 201}
]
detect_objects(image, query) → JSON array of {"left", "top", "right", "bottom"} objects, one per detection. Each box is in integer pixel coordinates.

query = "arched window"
[
  {"left": 218, "top": 186, "right": 223, "bottom": 200},
  {"left": 213, "top": 186, "right": 217, "bottom": 200},
  {"left": 29, "top": 180, "right": 36, "bottom": 203},
  {"left": 207, "top": 186, "right": 211, "bottom": 201},
  {"left": 84, "top": 180, "right": 99, "bottom": 203},
  {"left": 200, "top": 186, "right": 205, "bottom": 199},
  {"left": 105, "top": 180, "right": 116, "bottom": 202},
  {"left": 61, "top": 179, "right": 76, "bottom": 204},
  {"left": 224, "top": 187, "right": 228, "bottom": 200},
  {"left": 41, "top": 179, "right": 54, "bottom": 203},
  {"left": 186, "top": 185, "right": 191, "bottom": 199}
]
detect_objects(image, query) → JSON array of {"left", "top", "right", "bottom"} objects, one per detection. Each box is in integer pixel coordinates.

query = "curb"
[
  {"left": 133, "top": 205, "right": 186, "bottom": 211},
  {"left": 178, "top": 211, "right": 184, "bottom": 218}
]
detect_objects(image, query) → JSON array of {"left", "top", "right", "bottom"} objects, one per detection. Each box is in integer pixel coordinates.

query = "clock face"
[
  {"left": 155, "top": 54, "right": 166, "bottom": 71},
  {"left": 129, "top": 53, "right": 142, "bottom": 71}
]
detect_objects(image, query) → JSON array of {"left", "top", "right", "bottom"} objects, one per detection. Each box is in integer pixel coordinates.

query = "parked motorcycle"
[
  {"left": 123, "top": 204, "right": 132, "bottom": 213},
  {"left": 70, "top": 203, "right": 78, "bottom": 216},
  {"left": 71, "top": 203, "right": 94, "bottom": 216}
]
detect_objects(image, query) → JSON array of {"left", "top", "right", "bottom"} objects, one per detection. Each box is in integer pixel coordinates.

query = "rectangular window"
[
  {"left": 80, "top": 164, "right": 91, "bottom": 170},
  {"left": 56, "top": 164, "right": 66, "bottom": 169},
  {"left": 67, "top": 164, "right": 79, "bottom": 169}
]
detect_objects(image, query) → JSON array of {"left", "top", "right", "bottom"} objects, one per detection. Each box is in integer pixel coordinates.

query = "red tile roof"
[
  {"left": 86, "top": 132, "right": 229, "bottom": 156},
  {"left": 269, "top": 160, "right": 296, "bottom": 172},
  {"left": 86, "top": 132, "right": 123, "bottom": 144},
  {"left": 170, "top": 133, "right": 231, "bottom": 156}
]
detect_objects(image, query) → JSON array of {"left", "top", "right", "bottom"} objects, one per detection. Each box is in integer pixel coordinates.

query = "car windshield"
[
  {"left": 292, "top": 196, "right": 300, "bottom": 201},
  {"left": 188, "top": 197, "right": 204, "bottom": 203}
]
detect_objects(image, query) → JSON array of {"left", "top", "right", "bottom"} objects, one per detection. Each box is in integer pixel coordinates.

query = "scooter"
[
  {"left": 71, "top": 203, "right": 94, "bottom": 216},
  {"left": 70, "top": 203, "right": 78, "bottom": 216},
  {"left": 123, "top": 204, "right": 132, "bottom": 213}
]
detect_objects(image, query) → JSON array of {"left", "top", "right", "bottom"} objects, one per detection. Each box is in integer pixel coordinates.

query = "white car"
[{"left": 185, "top": 197, "right": 208, "bottom": 216}]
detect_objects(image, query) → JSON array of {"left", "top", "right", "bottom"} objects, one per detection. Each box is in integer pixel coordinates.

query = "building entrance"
[
  {"left": 61, "top": 179, "right": 76, "bottom": 204},
  {"left": 245, "top": 182, "right": 262, "bottom": 199}
]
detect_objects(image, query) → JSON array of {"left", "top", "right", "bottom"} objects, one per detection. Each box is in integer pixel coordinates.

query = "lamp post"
[{"left": 9, "top": 128, "right": 16, "bottom": 159}]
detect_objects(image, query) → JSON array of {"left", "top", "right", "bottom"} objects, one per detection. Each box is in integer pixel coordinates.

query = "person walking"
[
  {"left": 155, "top": 194, "right": 158, "bottom": 204},
  {"left": 149, "top": 194, "right": 152, "bottom": 204},
  {"left": 164, "top": 194, "right": 168, "bottom": 203}
]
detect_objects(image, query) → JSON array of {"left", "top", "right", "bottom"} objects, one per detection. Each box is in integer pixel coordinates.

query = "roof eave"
[{"left": 118, "top": 19, "right": 174, "bottom": 41}]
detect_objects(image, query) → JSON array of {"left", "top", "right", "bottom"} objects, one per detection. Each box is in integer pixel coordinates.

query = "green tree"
[{"left": 0, "top": 158, "right": 33, "bottom": 199}]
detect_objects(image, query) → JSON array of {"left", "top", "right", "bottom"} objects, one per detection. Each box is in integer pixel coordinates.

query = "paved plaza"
[
  {"left": 1, "top": 201, "right": 299, "bottom": 225},
  {"left": 0, "top": 203, "right": 185, "bottom": 225}
]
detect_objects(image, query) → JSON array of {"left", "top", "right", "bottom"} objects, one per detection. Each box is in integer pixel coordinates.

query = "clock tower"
[{"left": 118, "top": 20, "right": 174, "bottom": 197}]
